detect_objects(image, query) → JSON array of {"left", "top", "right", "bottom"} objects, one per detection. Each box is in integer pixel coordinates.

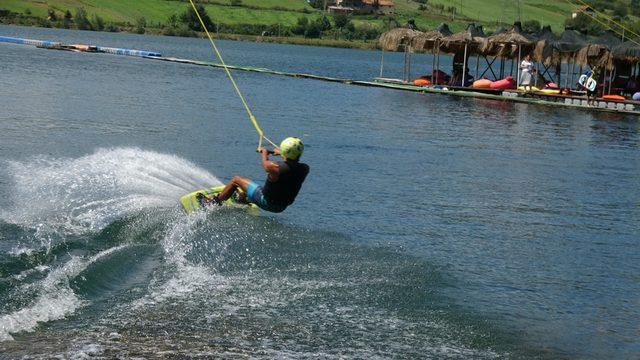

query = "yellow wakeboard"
[{"left": 179, "top": 185, "right": 259, "bottom": 215}]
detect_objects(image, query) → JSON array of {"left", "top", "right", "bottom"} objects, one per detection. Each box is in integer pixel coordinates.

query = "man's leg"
[{"left": 217, "top": 176, "right": 252, "bottom": 202}]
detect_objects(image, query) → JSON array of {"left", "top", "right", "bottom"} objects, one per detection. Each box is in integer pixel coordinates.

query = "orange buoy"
[{"left": 413, "top": 78, "right": 431, "bottom": 86}]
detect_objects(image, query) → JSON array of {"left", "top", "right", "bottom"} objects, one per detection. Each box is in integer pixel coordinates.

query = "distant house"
[
  {"left": 572, "top": 5, "right": 594, "bottom": 19},
  {"left": 343, "top": 0, "right": 396, "bottom": 14},
  {"left": 328, "top": 6, "right": 355, "bottom": 14}
]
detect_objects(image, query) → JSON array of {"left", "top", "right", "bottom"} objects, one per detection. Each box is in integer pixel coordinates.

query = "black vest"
[{"left": 263, "top": 161, "right": 309, "bottom": 207}]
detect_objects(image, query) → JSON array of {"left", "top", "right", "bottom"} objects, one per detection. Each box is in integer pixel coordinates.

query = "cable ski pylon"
[{"left": 187, "top": 0, "right": 277, "bottom": 149}]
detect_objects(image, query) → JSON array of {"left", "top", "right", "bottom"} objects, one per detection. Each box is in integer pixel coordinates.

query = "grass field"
[{"left": 1, "top": 0, "right": 576, "bottom": 33}]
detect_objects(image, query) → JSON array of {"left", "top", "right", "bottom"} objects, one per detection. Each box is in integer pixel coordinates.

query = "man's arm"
[{"left": 260, "top": 148, "right": 280, "bottom": 181}]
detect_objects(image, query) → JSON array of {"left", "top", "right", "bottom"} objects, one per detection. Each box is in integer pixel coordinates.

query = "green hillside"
[{"left": 1, "top": 0, "right": 638, "bottom": 47}]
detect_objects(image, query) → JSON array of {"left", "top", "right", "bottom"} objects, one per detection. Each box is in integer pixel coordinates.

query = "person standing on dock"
[{"left": 520, "top": 54, "right": 535, "bottom": 92}]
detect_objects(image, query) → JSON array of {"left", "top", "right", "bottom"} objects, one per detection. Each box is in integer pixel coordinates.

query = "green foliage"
[
  {"left": 319, "top": 15, "right": 331, "bottom": 31},
  {"left": 523, "top": 20, "right": 541, "bottom": 34},
  {"left": 135, "top": 16, "right": 146, "bottom": 34},
  {"left": 292, "top": 16, "right": 309, "bottom": 35},
  {"left": 230, "top": 0, "right": 243, "bottom": 6},
  {"left": 47, "top": 8, "right": 56, "bottom": 21},
  {"left": 92, "top": 14, "right": 105, "bottom": 31},
  {"left": 564, "top": 13, "right": 603, "bottom": 35},
  {"left": 24, "top": 8, "right": 31, "bottom": 15},
  {"left": 74, "top": 7, "right": 92, "bottom": 30},
  {"left": 180, "top": 4, "right": 216, "bottom": 32},
  {"left": 333, "top": 13, "right": 349, "bottom": 29},
  {"left": 106, "top": 22, "right": 119, "bottom": 32},
  {"left": 167, "top": 13, "right": 178, "bottom": 28}
]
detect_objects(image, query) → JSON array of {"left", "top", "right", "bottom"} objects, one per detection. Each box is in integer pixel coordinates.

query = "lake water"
[{"left": 0, "top": 24, "right": 639, "bottom": 359}]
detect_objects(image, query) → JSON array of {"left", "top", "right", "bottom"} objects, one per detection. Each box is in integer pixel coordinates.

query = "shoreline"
[{"left": 0, "top": 21, "right": 381, "bottom": 51}]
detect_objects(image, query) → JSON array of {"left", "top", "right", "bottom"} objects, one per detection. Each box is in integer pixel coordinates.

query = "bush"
[
  {"left": 292, "top": 17, "right": 309, "bottom": 35},
  {"left": 47, "top": 8, "right": 57, "bottom": 21},
  {"left": 74, "top": 7, "right": 92, "bottom": 30},
  {"left": 319, "top": 15, "right": 332, "bottom": 31},
  {"left": 305, "top": 21, "right": 322, "bottom": 38},
  {"left": 523, "top": 20, "right": 541, "bottom": 33},
  {"left": 92, "top": 14, "right": 105, "bottom": 31},
  {"left": 230, "top": 0, "right": 242, "bottom": 5},
  {"left": 180, "top": 4, "right": 216, "bottom": 32},
  {"left": 135, "top": 17, "right": 146, "bottom": 34},
  {"left": 106, "top": 23, "right": 119, "bottom": 32},
  {"left": 334, "top": 13, "right": 349, "bottom": 29}
]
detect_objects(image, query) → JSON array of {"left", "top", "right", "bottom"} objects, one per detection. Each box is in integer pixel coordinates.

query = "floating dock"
[
  {"left": 0, "top": 36, "right": 161, "bottom": 58},
  {"left": 1, "top": 35, "right": 639, "bottom": 116}
]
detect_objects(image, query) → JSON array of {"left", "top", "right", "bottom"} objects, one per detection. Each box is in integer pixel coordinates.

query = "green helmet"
[{"left": 280, "top": 137, "right": 304, "bottom": 160}]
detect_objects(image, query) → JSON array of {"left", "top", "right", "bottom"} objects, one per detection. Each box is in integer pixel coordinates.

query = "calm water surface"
[{"left": 0, "top": 25, "right": 639, "bottom": 359}]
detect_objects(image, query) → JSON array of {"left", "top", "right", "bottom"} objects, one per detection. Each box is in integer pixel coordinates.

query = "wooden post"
[
  {"left": 569, "top": 59, "right": 576, "bottom": 90},
  {"left": 516, "top": 44, "right": 522, "bottom": 88},
  {"left": 461, "top": 42, "right": 468, "bottom": 86},
  {"left": 431, "top": 43, "right": 436, "bottom": 80},
  {"left": 475, "top": 54, "right": 480, "bottom": 80},
  {"left": 379, "top": 49, "right": 385, "bottom": 78},
  {"left": 407, "top": 45, "right": 412, "bottom": 82}
]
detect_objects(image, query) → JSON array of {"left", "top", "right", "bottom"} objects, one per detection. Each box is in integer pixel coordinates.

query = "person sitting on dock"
[{"left": 206, "top": 137, "right": 309, "bottom": 213}]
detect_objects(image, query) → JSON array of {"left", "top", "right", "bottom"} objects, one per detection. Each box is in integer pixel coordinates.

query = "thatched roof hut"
[
  {"left": 483, "top": 22, "right": 535, "bottom": 58},
  {"left": 440, "top": 23, "right": 487, "bottom": 55},
  {"left": 410, "top": 23, "right": 453, "bottom": 51},
  {"left": 378, "top": 27, "right": 423, "bottom": 51},
  {"left": 533, "top": 25, "right": 557, "bottom": 64},
  {"left": 574, "top": 31, "right": 622, "bottom": 70},
  {"left": 612, "top": 39, "right": 640, "bottom": 62}
]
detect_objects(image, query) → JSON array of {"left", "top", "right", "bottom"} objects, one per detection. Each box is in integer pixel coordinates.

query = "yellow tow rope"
[{"left": 187, "top": 0, "right": 277, "bottom": 149}]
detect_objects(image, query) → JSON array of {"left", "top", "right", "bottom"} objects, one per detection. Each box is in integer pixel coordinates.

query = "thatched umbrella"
[
  {"left": 439, "top": 23, "right": 487, "bottom": 86},
  {"left": 410, "top": 23, "right": 452, "bottom": 50},
  {"left": 575, "top": 31, "right": 621, "bottom": 71},
  {"left": 549, "top": 29, "right": 589, "bottom": 88},
  {"left": 378, "top": 27, "right": 423, "bottom": 52},
  {"left": 612, "top": 39, "right": 640, "bottom": 62},
  {"left": 533, "top": 25, "right": 558, "bottom": 64},
  {"left": 440, "top": 23, "right": 487, "bottom": 54},
  {"left": 484, "top": 22, "right": 535, "bottom": 59}
]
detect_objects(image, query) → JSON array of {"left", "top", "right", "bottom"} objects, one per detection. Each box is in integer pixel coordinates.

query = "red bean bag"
[
  {"left": 472, "top": 79, "right": 492, "bottom": 89},
  {"left": 601, "top": 95, "right": 626, "bottom": 101},
  {"left": 490, "top": 76, "right": 515, "bottom": 90}
]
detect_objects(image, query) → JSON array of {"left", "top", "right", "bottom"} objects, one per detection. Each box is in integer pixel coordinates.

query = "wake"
[{"left": 2, "top": 147, "right": 221, "bottom": 232}]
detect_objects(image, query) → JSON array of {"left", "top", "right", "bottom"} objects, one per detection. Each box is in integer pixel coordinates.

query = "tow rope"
[{"left": 187, "top": 0, "right": 277, "bottom": 149}]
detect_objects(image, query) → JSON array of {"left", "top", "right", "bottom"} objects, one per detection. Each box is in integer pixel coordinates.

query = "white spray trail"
[{"left": 3, "top": 147, "right": 221, "bottom": 232}]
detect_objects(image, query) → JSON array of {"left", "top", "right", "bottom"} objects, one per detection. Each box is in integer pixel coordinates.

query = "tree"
[
  {"left": 613, "top": 2, "right": 628, "bottom": 18},
  {"left": 523, "top": 20, "right": 541, "bottom": 34},
  {"left": 319, "top": 15, "right": 332, "bottom": 31},
  {"left": 167, "top": 13, "right": 179, "bottom": 28},
  {"left": 74, "top": 8, "right": 92, "bottom": 30},
  {"left": 135, "top": 17, "right": 146, "bottom": 34},
  {"left": 62, "top": 10, "right": 73, "bottom": 29},
  {"left": 92, "top": 14, "right": 105, "bottom": 31},
  {"left": 292, "top": 17, "right": 309, "bottom": 35},
  {"left": 180, "top": 4, "right": 216, "bottom": 32},
  {"left": 305, "top": 21, "right": 322, "bottom": 38},
  {"left": 333, "top": 13, "right": 349, "bottom": 29}
]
